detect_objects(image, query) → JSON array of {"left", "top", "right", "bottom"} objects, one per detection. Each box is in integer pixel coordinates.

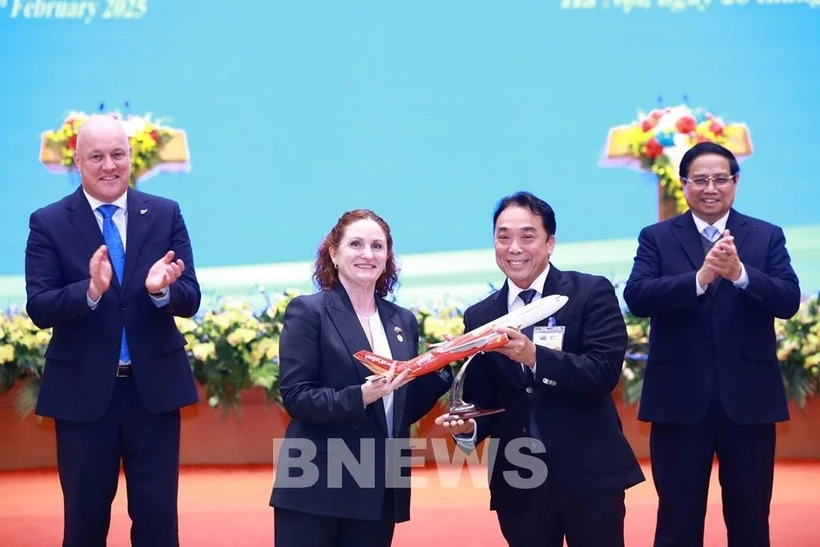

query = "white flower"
[{"left": 120, "top": 116, "right": 146, "bottom": 138}]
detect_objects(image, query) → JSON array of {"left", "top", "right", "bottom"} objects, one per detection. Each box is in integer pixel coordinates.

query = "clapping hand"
[
  {"left": 145, "top": 251, "right": 185, "bottom": 294},
  {"left": 698, "top": 229, "right": 742, "bottom": 286},
  {"left": 88, "top": 245, "right": 113, "bottom": 301}
]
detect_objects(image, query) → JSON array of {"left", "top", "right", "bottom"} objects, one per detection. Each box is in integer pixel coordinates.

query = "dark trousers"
[
  {"left": 650, "top": 399, "right": 776, "bottom": 547},
  {"left": 274, "top": 491, "right": 396, "bottom": 547},
  {"left": 55, "top": 375, "right": 181, "bottom": 547},
  {"left": 496, "top": 456, "right": 626, "bottom": 547}
]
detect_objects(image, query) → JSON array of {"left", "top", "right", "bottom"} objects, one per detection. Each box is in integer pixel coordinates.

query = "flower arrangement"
[
  {"left": 625, "top": 105, "right": 733, "bottom": 213},
  {"left": 42, "top": 111, "right": 176, "bottom": 187},
  {"left": 2, "top": 290, "right": 818, "bottom": 418},
  {"left": 180, "top": 294, "right": 289, "bottom": 412},
  {"left": 0, "top": 309, "right": 50, "bottom": 415},
  {"left": 602, "top": 103, "right": 753, "bottom": 220},
  {"left": 775, "top": 296, "right": 820, "bottom": 408}
]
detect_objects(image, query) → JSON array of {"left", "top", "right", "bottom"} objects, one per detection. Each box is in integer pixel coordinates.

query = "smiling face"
[
  {"left": 329, "top": 219, "right": 388, "bottom": 293},
  {"left": 73, "top": 115, "right": 131, "bottom": 202},
  {"left": 494, "top": 205, "right": 554, "bottom": 290},
  {"left": 682, "top": 152, "right": 738, "bottom": 224}
]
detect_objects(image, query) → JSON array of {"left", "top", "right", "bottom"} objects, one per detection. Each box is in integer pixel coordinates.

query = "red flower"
[
  {"left": 641, "top": 117, "right": 657, "bottom": 132},
  {"left": 150, "top": 129, "right": 160, "bottom": 142},
  {"left": 695, "top": 135, "right": 710, "bottom": 144},
  {"left": 645, "top": 138, "right": 663, "bottom": 159},
  {"left": 708, "top": 121, "right": 724, "bottom": 136},
  {"left": 649, "top": 109, "right": 663, "bottom": 120},
  {"left": 67, "top": 135, "right": 78, "bottom": 150},
  {"left": 675, "top": 116, "right": 696, "bottom": 134}
]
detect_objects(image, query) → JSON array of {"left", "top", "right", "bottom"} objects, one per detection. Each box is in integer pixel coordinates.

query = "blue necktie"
[
  {"left": 98, "top": 205, "right": 131, "bottom": 364},
  {"left": 703, "top": 225, "right": 719, "bottom": 242}
]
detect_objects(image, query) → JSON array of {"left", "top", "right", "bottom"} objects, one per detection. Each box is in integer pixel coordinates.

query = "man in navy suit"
[
  {"left": 25, "top": 114, "right": 201, "bottom": 547},
  {"left": 624, "top": 142, "right": 801, "bottom": 547},
  {"left": 437, "top": 191, "right": 644, "bottom": 547}
]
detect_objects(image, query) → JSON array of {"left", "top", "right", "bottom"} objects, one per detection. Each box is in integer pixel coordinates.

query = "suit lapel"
[
  {"left": 123, "top": 190, "right": 150, "bottom": 289},
  {"left": 672, "top": 211, "right": 706, "bottom": 269},
  {"left": 540, "top": 266, "right": 571, "bottom": 324},
  {"left": 492, "top": 282, "right": 527, "bottom": 388},
  {"left": 377, "top": 298, "right": 411, "bottom": 436},
  {"left": 65, "top": 187, "right": 118, "bottom": 290},
  {"left": 712, "top": 209, "right": 749, "bottom": 295},
  {"left": 725, "top": 209, "right": 750, "bottom": 254},
  {"left": 325, "top": 286, "right": 390, "bottom": 434},
  {"left": 66, "top": 187, "right": 105, "bottom": 252}
]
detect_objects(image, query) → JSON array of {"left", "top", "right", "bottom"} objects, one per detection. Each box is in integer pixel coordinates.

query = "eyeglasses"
[{"left": 681, "top": 174, "right": 736, "bottom": 188}]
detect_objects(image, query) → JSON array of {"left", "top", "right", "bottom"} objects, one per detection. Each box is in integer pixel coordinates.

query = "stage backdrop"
[{"left": 1, "top": 1, "right": 818, "bottom": 307}]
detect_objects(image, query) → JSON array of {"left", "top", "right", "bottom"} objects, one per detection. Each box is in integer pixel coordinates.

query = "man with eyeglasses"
[{"left": 623, "top": 141, "right": 801, "bottom": 546}]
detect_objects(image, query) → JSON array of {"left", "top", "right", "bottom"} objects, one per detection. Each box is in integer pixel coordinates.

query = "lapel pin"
[
  {"left": 548, "top": 317, "right": 556, "bottom": 327},
  {"left": 140, "top": 208, "right": 148, "bottom": 215},
  {"left": 394, "top": 326, "right": 404, "bottom": 343}
]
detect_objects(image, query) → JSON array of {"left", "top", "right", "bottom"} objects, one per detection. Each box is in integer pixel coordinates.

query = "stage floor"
[{"left": 1, "top": 461, "right": 818, "bottom": 546}]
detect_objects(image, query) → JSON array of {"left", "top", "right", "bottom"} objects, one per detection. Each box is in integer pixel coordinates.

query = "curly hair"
[{"left": 312, "top": 209, "right": 400, "bottom": 298}]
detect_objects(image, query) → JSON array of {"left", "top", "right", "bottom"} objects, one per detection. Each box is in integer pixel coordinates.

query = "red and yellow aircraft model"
[{"left": 354, "top": 294, "right": 569, "bottom": 381}]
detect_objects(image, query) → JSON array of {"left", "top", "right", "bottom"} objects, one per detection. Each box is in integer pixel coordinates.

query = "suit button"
[
  {"left": 120, "top": 305, "right": 127, "bottom": 311},
  {"left": 525, "top": 387, "right": 534, "bottom": 394},
  {"left": 352, "top": 425, "right": 359, "bottom": 430},
  {"left": 522, "top": 427, "right": 527, "bottom": 434}
]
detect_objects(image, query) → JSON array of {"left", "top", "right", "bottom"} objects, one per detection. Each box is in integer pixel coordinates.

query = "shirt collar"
[
  {"left": 83, "top": 188, "right": 128, "bottom": 214},
  {"left": 691, "top": 210, "right": 729, "bottom": 236},
  {"left": 506, "top": 263, "right": 551, "bottom": 310}
]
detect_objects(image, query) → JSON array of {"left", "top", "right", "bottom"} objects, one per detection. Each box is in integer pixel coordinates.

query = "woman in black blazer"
[{"left": 270, "top": 209, "right": 453, "bottom": 547}]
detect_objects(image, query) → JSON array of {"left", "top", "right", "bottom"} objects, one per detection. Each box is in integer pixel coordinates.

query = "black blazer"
[
  {"left": 270, "top": 285, "right": 453, "bottom": 522},
  {"left": 462, "top": 267, "right": 644, "bottom": 508},
  {"left": 25, "top": 186, "right": 200, "bottom": 421},
  {"left": 623, "top": 209, "right": 801, "bottom": 425}
]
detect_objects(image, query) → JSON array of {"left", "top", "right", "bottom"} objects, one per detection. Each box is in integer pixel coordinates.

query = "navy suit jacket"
[
  {"left": 623, "top": 209, "right": 801, "bottom": 425},
  {"left": 270, "top": 285, "right": 453, "bottom": 523},
  {"left": 462, "top": 267, "right": 644, "bottom": 507},
  {"left": 25, "top": 187, "right": 201, "bottom": 422}
]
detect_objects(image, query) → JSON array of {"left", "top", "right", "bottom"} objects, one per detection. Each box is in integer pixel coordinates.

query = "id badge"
[{"left": 533, "top": 325, "right": 565, "bottom": 351}]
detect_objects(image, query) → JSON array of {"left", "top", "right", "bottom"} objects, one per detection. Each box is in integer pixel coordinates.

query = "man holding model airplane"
[{"left": 435, "top": 191, "right": 644, "bottom": 547}]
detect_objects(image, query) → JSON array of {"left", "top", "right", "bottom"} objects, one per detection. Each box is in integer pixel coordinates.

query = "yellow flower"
[
  {"left": 35, "top": 329, "right": 52, "bottom": 345},
  {"left": 183, "top": 333, "right": 197, "bottom": 351},
  {"left": 626, "top": 324, "right": 644, "bottom": 339},
  {"left": 250, "top": 337, "right": 279, "bottom": 365},
  {"left": 174, "top": 317, "right": 199, "bottom": 334},
  {"left": 226, "top": 328, "right": 259, "bottom": 347},
  {"left": 424, "top": 317, "right": 464, "bottom": 341},
  {"left": 191, "top": 342, "right": 216, "bottom": 361},
  {"left": 0, "top": 344, "right": 14, "bottom": 363}
]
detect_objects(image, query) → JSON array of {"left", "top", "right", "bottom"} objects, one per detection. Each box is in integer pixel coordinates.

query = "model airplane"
[{"left": 355, "top": 294, "right": 570, "bottom": 381}]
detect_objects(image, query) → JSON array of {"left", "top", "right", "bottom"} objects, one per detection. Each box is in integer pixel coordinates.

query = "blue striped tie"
[{"left": 98, "top": 205, "right": 131, "bottom": 364}]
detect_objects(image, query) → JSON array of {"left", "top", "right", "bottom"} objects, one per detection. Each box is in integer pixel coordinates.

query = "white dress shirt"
[
  {"left": 454, "top": 264, "right": 552, "bottom": 449},
  {"left": 365, "top": 311, "right": 395, "bottom": 438},
  {"left": 83, "top": 189, "right": 170, "bottom": 308}
]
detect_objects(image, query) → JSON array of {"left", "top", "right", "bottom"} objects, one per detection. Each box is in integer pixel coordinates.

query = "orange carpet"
[{"left": 1, "top": 461, "right": 818, "bottom": 546}]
